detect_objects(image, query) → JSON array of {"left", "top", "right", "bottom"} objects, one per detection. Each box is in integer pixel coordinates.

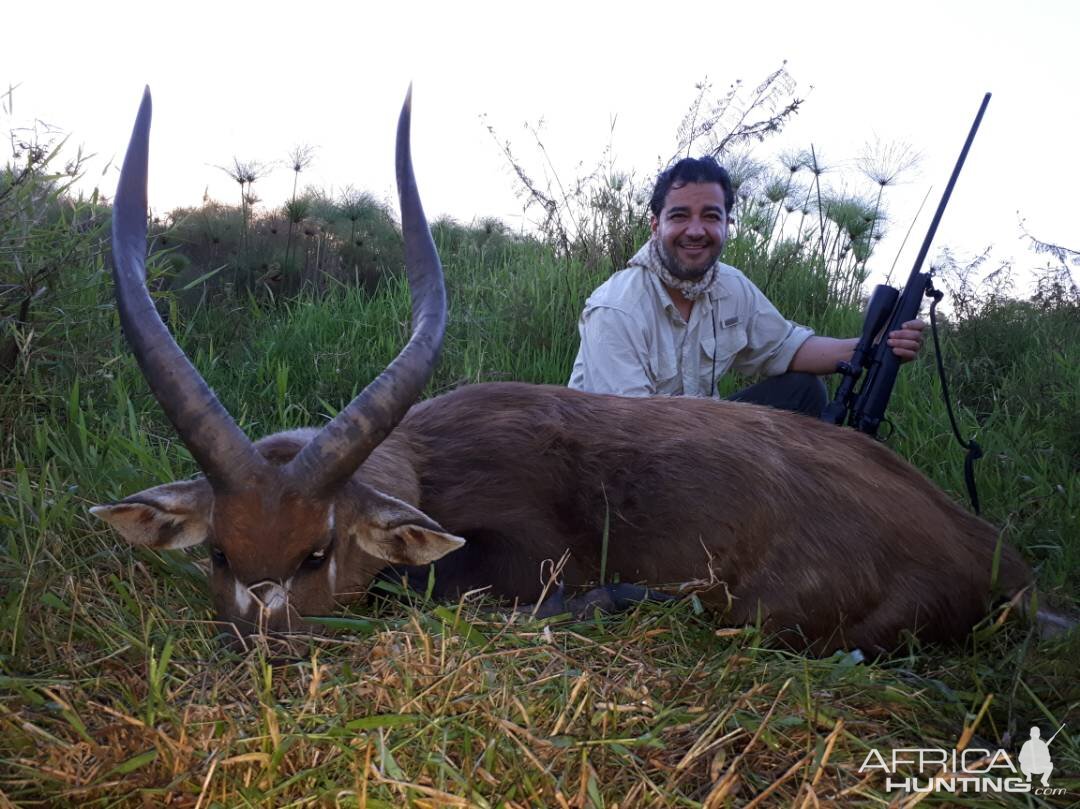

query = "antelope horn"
[
  {"left": 112, "top": 87, "right": 265, "bottom": 490},
  {"left": 285, "top": 86, "right": 447, "bottom": 493}
]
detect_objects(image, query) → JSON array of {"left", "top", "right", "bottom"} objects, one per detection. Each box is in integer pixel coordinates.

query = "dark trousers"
[{"left": 726, "top": 372, "right": 827, "bottom": 418}]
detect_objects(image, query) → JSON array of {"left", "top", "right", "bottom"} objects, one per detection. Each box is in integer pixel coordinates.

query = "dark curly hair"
[{"left": 649, "top": 157, "right": 734, "bottom": 218}]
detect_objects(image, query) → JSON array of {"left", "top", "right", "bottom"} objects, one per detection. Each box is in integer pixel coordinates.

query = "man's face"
[{"left": 650, "top": 182, "right": 729, "bottom": 281}]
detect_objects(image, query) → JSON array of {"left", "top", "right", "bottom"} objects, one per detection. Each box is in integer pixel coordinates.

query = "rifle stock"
[{"left": 821, "top": 93, "right": 991, "bottom": 437}]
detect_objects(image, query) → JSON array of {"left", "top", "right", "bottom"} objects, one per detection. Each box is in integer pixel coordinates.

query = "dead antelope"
[{"left": 92, "top": 88, "right": 1034, "bottom": 655}]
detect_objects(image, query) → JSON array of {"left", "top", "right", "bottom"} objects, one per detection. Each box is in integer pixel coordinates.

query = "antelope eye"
[{"left": 210, "top": 547, "right": 228, "bottom": 566}]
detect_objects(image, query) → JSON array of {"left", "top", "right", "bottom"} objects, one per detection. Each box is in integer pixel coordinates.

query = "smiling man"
[{"left": 568, "top": 157, "right": 925, "bottom": 415}]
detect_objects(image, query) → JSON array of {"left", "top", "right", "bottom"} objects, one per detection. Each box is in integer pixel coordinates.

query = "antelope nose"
[{"left": 249, "top": 580, "right": 288, "bottom": 612}]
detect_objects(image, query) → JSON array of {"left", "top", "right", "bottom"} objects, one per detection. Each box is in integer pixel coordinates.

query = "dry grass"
[
  {"left": 3, "top": 94, "right": 1078, "bottom": 807},
  {"left": 2, "top": 550, "right": 1075, "bottom": 808}
]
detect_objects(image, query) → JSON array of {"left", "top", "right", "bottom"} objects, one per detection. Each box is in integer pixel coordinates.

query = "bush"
[{"left": 0, "top": 136, "right": 112, "bottom": 446}]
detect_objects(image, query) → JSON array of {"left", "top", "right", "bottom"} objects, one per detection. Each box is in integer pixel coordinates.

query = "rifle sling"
[{"left": 928, "top": 286, "right": 983, "bottom": 514}]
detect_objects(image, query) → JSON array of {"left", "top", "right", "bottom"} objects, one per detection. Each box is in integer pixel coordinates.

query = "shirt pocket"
[
  {"left": 653, "top": 350, "right": 680, "bottom": 393},
  {"left": 704, "top": 313, "right": 748, "bottom": 372}
]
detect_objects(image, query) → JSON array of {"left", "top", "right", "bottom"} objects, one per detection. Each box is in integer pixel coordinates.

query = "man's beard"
[
  {"left": 657, "top": 240, "right": 712, "bottom": 281},
  {"left": 648, "top": 239, "right": 719, "bottom": 301}
]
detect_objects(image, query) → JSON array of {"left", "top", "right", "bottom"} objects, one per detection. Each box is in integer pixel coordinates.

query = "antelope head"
[{"left": 92, "top": 88, "right": 465, "bottom": 641}]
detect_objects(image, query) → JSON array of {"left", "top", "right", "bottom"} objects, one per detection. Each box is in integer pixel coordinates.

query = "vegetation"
[{"left": 0, "top": 80, "right": 1077, "bottom": 806}]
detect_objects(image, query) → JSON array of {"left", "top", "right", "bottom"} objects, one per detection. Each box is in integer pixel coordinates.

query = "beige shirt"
[{"left": 568, "top": 245, "right": 814, "bottom": 397}]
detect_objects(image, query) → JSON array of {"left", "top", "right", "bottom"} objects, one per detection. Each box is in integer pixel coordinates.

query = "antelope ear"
[
  {"left": 347, "top": 490, "right": 465, "bottom": 566},
  {"left": 90, "top": 479, "right": 213, "bottom": 550}
]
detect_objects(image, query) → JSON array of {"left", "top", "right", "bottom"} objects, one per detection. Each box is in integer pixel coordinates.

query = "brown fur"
[
  {"left": 378, "top": 383, "right": 1031, "bottom": 654},
  {"left": 204, "top": 383, "right": 1026, "bottom": 652},
  {"left": 96, "top": 89, "right": 1036, "bottom": 656},
  {"left": 96, "top": 381, "right": 1032, "bottom": 654}
]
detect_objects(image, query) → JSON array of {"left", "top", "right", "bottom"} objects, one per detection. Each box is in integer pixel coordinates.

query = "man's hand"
[
  {"left": 789, "top": 320, "right": 927, "bottom": 375},
  {"left": 886, "top": 319, "right": 926, "bottom": 362}
]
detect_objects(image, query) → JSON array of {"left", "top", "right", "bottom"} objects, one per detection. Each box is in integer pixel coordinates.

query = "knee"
[
  {"left": 728, "top": 371, "right": 828, "bottom": 417},
  {"left": 783, "top": 372, "right": 828, "bottom": 417}
]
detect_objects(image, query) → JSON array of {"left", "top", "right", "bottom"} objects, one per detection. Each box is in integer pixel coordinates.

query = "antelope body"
[{"left": 92, "top": 89, "right": 1033, "bottom": 655}]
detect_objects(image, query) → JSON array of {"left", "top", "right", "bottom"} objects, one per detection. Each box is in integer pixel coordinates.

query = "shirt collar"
[{"left": 629, "top": 241, "right": 733, "bottom": 306}]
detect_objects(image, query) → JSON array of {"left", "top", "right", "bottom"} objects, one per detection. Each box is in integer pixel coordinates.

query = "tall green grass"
[{"left": 1, "top": 112, "right": 1077, "bottom": 805}]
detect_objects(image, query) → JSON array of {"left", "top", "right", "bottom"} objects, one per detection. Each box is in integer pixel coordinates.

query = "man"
[
  {"left": 568, "top": 157, "right": 925, "bottom": 416},
  {"left": 1019, "top": 726, "right": 1055, "bottom": 788}
]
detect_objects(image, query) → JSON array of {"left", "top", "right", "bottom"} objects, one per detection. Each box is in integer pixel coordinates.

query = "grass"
[
  {"left": 2, "top": 124, "right": 1079, "bottom": 805},
  {"left": 3, "top": 568, "right": 1077, "bottom": 807}
]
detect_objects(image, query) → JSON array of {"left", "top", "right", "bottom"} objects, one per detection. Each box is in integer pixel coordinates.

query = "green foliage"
[
  {"left": 920, "top": 249, "right": 1080, "bottom": 588},
  {"left": 486, "top": 67, "right": 916, "bottom": 316},
  {"left": 483, "top": 113, "right": 653, "bottom": 274},
  {"left": 0, "top": 95, "right": 1076, "bottom": 807},
  {"left": 152, "top": 188, "right": 405, "bottom": 302},
  {"left": 0, "top": 129, "right": 113, "bottom": 451}
]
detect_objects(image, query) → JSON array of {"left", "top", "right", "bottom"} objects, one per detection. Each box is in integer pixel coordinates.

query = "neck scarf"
[{"left": 646, "top": 238, "right": 719, "bottom": 301}]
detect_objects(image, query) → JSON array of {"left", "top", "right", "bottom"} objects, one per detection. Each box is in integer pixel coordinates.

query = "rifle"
[{"left": 820, "top": 93, "right": 991, "bottom": 510}]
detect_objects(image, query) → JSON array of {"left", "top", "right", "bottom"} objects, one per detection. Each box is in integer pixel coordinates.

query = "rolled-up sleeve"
[
  {"left": 568, "top": 305, "right": 655, "bottom": 396},
  {"left": 732, "top": 280, "right": 814, "bottom": 377}
]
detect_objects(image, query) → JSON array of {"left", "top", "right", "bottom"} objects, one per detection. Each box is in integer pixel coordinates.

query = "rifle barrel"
[
  {"left": 846, "top": 93, "right": 992, "bottom": 437},
  {"left": 907, "top": 92, "right": 991, "bottom": 279}
]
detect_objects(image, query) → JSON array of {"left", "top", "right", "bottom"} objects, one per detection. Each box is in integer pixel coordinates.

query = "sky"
[{"left": 3, "top": 0, "right": 1077, "bottom": 293}]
